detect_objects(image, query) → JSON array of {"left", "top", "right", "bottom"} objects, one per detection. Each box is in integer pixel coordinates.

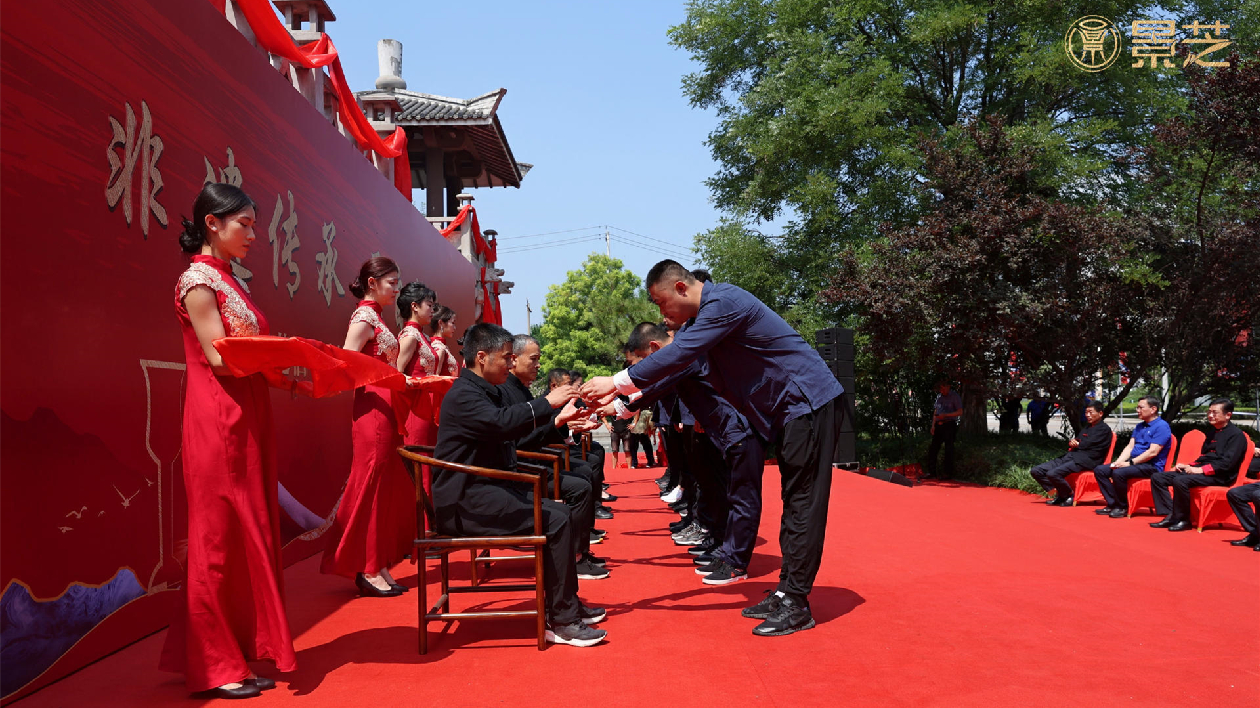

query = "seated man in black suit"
[
  {"left": 1150, "top": 398, "right": 1249, "bottom": 532},
  {"left": 433, "top": 323, "right": 607, "bottom": 646},
  {"left": 501, "top": 334, "right": 608, "bottom": 579},
  {"left": 1029, "top": 401, "right": 1112, "bottom": 506},
  {"left": 1226, "top": 482, "right": 1260, "bottom": 550}
]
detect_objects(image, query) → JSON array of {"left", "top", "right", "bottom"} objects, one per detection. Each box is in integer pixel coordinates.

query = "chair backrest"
[
  {"left": 401, "top": 444, "right": 438, "bottom": 534},
  {"left": 1163, "top": 434, "right": 1179, "bottom": 471},
  {"left": 399, "top": 445, "right": 546, "bottom": 536},
  {"left": 1176, "top": 429, "right": 1207, "bottom": 465},
  {"left": 1104, "top": 432, "right": 1117, "bottom": 465},
  {"left": 1232, "top": 437, "right": 1257, "bottom": 487}
]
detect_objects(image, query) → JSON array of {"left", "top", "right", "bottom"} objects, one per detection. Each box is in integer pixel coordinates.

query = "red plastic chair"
[
  {"left": 1067, "top": 432, "right": 1117, "bottom": 505},
  {"left": 1129, "top": 430, "right": 1202, "bottom": 516},
  {"left": 1192, "top": 436, "right": 1256, "bottom": 531}
]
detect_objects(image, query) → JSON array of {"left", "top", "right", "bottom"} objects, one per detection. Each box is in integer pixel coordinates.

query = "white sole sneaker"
[
  {"left": 702, "top": 572, "right": 747, "bottom": 585},
  {"left": 660, "top": 487, "right": 683, "bottom": 504},
  {"left": 545, "top": 629, "right": 606, "bottom": 647},
  {"left": 694, "top": 567, "right": 713, "bottom": 576},
  {"left": 581, "top": 611, "right": 606, "bottom": 624}
]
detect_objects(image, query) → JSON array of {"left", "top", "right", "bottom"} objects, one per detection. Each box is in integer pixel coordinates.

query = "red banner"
[{"left": 0, "top": 0, "right": 475, "bottom": 701}]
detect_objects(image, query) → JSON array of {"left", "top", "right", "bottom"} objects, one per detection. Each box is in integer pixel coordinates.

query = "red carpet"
[{"left": 20, "top": 465, "right": 1259, "bottom": 707}]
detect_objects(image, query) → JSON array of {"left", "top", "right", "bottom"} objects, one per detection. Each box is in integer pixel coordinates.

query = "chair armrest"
[
  {"left": 398, "top": 447, "right": 540, "bottom": 485},
  {"left": 518, "top": 450, "right": 563, "bottom": 499}
]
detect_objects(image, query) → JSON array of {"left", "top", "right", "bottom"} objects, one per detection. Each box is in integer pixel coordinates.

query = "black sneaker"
[
  {"left": 546, "top": 621, "right": 607, "bottom": 647},
  {"left": 580, "top": 551, "right": 608, "bottom": 567},
  {"left": 591, "top": 528, "right": 607, "bottom": 538},
  {"left": 578, "top": 602, "right": 607, "bottom": 624},
  {"left": 742, "top": 589, "right": 784, "bottom": 619},
  {"left": 693, "top": 553, "right": 716, "bottom": 567},
  {"left": 752, "top": 595, "right": 814, "bottom": 636},
  {"left": 701, "top": 560, "right": 747, "bottom": 585},
  {"left": 669, "top": 516, "right": 694, "bottom": 533},
  {"left": 576, "top": 559, "right": 610, "bottom": 580},
  {"left": 595, "top": 507, "right": 614, "bottom": 520},
  {"left": 602, "top": 492, "right": 618, "bottom": 502},
  {"left": 688, "top": 537, "right": 720, "bottom": 555},
  {"left": 589, "top": 532, "right": 605, "bottom": 545}
]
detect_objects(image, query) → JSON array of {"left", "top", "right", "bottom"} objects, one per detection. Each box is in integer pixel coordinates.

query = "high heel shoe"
[
  {"left": 356, "top": 572, "right": 402, "bottom": 597},
  {"left": 244, "top": 676, "right": 276, "bottom": 691},
  {"left": 199, "top": 684, "right": 261, "bottom": 699},
  {"left": 389, "top": 582, "right": 408, "bottom": 593}
]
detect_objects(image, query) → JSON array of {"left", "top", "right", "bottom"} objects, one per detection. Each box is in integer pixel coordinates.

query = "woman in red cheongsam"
[
  {"left": 395, "top": 282, "right": 440, "bottom": 502},
  {"left": 320, "top": 257, "right": 416, "bottom": 597},
  {"left": 428, "top": 304, "right": 461, "bottom": 375},
  {"left": 159, "top": 183, "right": 293, "bottom": 700}
]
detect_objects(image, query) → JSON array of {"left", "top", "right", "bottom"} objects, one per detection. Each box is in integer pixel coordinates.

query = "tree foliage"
[{"left": 537, "top": 255, "right": 659, "bottom": 378}]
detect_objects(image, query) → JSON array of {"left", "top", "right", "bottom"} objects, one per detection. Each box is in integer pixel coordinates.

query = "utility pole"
[
  {"left": 605, "top": 228, "right": 610, "bottom": 257},
  {"left": 526, "top": 299, "right": 531, "bottom": 331}
]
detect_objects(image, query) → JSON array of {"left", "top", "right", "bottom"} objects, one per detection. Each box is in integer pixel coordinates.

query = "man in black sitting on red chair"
[
  {"left": 1150, "top": 398, "right": 1249, "bottom": 532},
  {"left": 1029, "top": 401, "right": 1112, "bottom": 506}
]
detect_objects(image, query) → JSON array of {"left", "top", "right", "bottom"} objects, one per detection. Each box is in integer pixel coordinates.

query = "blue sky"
[{"left": 327, "top": 0, "right": 724, "bottom": 333}]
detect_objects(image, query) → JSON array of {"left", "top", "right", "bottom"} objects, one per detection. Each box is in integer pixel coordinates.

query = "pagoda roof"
[{"left": 355, "top": 87, "right": 525, "bottom": 188}]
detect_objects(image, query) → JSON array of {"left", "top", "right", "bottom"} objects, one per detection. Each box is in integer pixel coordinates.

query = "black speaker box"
[
  {"left": 827, "top": 360, "right": 855, "bottom": 379},
  {"left": 865, "top": 468, "right": 914, "bottom": 487},
  {"left": 816, "top": 327, "right": 854, "bottom": 346},
  {"left": 834, "top": 431, "right": 857, "bottom": 465},
  {"left": 816, "top": 343, "right": 854, "bottom": 362}
]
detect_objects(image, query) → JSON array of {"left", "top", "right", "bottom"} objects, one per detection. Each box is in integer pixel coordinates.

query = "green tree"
[{"left": 537, "top": 255, "right": 659, "bottom": 377}]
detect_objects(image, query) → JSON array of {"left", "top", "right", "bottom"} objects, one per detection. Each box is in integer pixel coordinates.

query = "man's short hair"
[
  {"left": 691, "top": 268, "right": 712, "bottom": 283},
  {"left": 1138, "top": 395, "right": 1162, "bottom": 411},
  {"left": 512, "top": 334, "right": 537, "bottom": 356},
  {"left": 568, "top": 368, "right": 583, "bottom": 381},
  {"left": 626, "top": 321, "right": 670, "bottom": 353},
  {"left": 546, "top": 368, "right": 570, "bottom": 388},
  {"left": 463, "top": 323, "right": 513, "bottom": 367},
  {"left": 1085, "top": 400, "right": 1106, "bottom": 414},
  {"left": 645, "top": 259, "right": 696, "bottom": 290},
  {"left": 1209, "top": 397, "right": 1234, "bottom": 413}
]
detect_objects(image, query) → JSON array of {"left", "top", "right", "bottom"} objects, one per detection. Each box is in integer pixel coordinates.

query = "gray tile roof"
[{"left": 390, "top": 89, "right": 504, "bottom": 123}]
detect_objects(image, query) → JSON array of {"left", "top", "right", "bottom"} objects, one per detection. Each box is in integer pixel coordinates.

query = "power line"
[
  {"left": 608, "top": 234, "right": 693, "bottom": 260},
  {"left": 498, "top": 234, "right": 605, "bottom": 254},
  {"left": 496, "top": 226, "right": 605, "bottom": 241},
  {"left": 605, "top": 224, "right": 693, "bottom": 251}
]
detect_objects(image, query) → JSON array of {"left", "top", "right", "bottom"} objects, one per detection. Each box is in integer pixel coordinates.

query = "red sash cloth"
[
  {"left": 159, "top": 256, "right": 296, "bottom": 691},
  {"left": 213, "top": 335, "right": 406, "bottom": 397}
]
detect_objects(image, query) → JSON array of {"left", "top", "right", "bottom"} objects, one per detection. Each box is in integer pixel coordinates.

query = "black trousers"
[
  {"left": 443, "top": 486, "right": 579, "bottom": 625},
  {"left": 687, "top": 432, "right": 730, "bottom": 538},
  {"left": 573, "top": 439, "right": 605, "bottom": 494},
  {"left": 1093, "top": 462, "right": 1159, "bottom": 508},
  {"left": 926, "top": 421, "right": 957, "bottom": 477},
  {"left": 560, "top": 462, "right": 596, "bottom": 554},
  {"left": 1030, "top": 455, "right": 1083, "bottom": 498},
  {"left": 773, "top": 395, "right": 842, "bottom": 598},
  {"left": 715, "top": 434, "right": 766, "bottom": 570},
  {"left": 1227, "top": 483, "right": 1260, "bottom": 535},
  {"left": 629, "top": 433, "right": 655, "bottom": 467},
  {"left": 663, "top": 426, "right": 688, "bottom": 490},
  {"left": 1150, "top": 470, "right": 1229, "bottom": 522}
]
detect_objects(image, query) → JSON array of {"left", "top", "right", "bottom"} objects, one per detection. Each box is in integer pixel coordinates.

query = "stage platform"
[{"left": 20, "top": 464, "right": 1258, "bottom": 707}]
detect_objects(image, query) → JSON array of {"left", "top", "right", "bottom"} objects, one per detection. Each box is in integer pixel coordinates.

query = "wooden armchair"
[
  {"left": 398, "top": 445, "right": 547, "bottom": 653},
  {"left": 464, "top": 449, "right": 562, "bottom": 587}
]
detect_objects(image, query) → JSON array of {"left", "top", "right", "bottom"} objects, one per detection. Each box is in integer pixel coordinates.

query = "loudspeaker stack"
[{"left": 816, "top": 328, "right": 857, "bottom": 468}]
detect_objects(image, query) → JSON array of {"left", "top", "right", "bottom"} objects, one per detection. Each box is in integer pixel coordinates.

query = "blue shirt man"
[
  {"left": 580, "top": 261, "right": 843, "bottom": 637},
  {"left": 1092, "top": 396, "right": 1172, "bottom": 517}
]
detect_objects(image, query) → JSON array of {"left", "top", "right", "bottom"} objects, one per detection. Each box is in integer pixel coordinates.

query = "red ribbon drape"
[
  {"left": 234, "top": 0, "right": 412, "bottom": 200},
  {"left": 440, "top": 204, "right": 502, "bottom": 324},
  {"left": 213, "top": 335, "right": 407, "bottom": 397}
]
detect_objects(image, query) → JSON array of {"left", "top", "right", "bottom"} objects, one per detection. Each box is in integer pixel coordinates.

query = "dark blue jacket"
[
  {"left": 633, "top": 359, "right": 752, "bottom": 451},
  {"left": 628, "top": 281, "right": 843, "bottom": 440}
]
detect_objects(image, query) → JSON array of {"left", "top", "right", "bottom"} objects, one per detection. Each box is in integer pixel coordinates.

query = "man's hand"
[
  {"left": 545, "top": 384, "right": 578, "bottom": 409},
  {"left": 555, "top": 399, "right": 582, "bottom": 426},
  {"left": 1068, "top": 438, "right": 1080, "bottom": 449},
  {"left": 596, "top": 402, "right": 618, "bottom": 416},
  {"left": 1113, "top": 458, "right": 1130, "bottom": 468},
  {"left": 569, "top": 416, "right": 600, "bottom": 433},
  {"left": 580, "top": 376, "right": 617, "bottom": 404}
]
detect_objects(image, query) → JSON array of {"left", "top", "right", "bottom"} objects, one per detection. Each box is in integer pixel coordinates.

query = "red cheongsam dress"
[
  {"left": 159, "top": 255, "right": 296, "bottom": 691},
  {"left": 398, "top": 322, "right": 439, "bottom": 505},
  {"left": 320, "top": 301, "right": 417, "bottom": 578},
  {"left": 430, "top": 334, "right": 460, "bottom": 376}
]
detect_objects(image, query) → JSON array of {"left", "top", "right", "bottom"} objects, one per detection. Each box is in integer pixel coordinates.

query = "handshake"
[{"left": 544, "top": 376, "right": 624, "bottom": 431}]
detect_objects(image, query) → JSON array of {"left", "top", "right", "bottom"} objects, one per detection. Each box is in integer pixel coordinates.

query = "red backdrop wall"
[{"left": 0, "top": 0, "right": 476, "bottom": 700}]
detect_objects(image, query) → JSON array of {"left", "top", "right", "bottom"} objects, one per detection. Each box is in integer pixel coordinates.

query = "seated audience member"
[
  {"left": 1226, "top": 482, "right": 1260, "bottom": 550},
  {"left": 567, "top": 369, "right": 613, "bottom": 511},
  {"left": 499, "top": 334, "right": 607, "bottom": 578},
  {"left": 1093, "top": 396, "right": 1172, "bottom": 517},
  {"left": 432, "top": 323, "right": 606, "bottom": 646},
  {"left": 1229, "top": 481, "right": 1260, "bottom": 549},
  {"left": 1029, "top": 401, "right": 1112, "bottom": 506},
  {"left": 1150, "top": 398, "right": 1249, "bottom": 532},
  {"left": 546, "top": 369, "right": 614, "bottom": 522}
]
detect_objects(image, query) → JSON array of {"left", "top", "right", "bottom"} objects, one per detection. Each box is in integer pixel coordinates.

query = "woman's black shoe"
[
  {"left": 356, "top": 573, "right": 403, "bottom": 597},
  {"left": 389, "top": 582, "right": 409, "bottom": 593},
  {"left": 200, "top": 684, "right": 262, "bottom": 699},
  {"left": 244, "top": 676, "right": 276, "bottom": 690}
]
